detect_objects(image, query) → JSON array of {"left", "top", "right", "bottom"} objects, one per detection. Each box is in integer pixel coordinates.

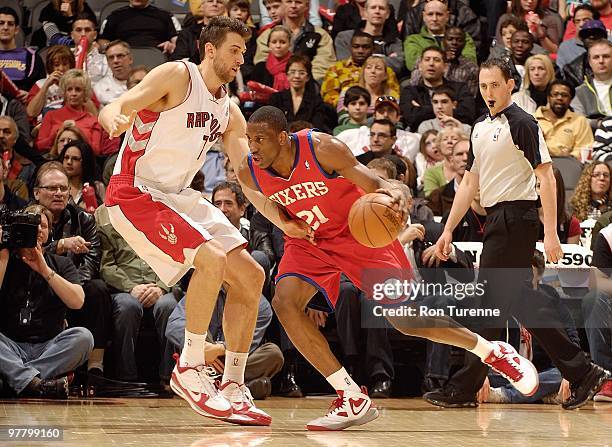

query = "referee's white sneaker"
[
  {"left": 484, "top": 341, "right": 539, "bottom": 396},
  {"left": 170, "top": 354, "right": 232, "bottom": 419},
  {"left": 306, "top": 387, "right": 379, "bottom": 431}
]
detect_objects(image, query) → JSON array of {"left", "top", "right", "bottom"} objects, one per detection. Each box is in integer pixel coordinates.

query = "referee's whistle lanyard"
[{"left": 471, "top": 208, "right": 486, "bottom": 236}]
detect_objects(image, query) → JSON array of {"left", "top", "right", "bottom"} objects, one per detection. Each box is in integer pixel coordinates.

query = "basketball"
[{"left": 348, "top": 193, "right": 404, "bottom": 248}]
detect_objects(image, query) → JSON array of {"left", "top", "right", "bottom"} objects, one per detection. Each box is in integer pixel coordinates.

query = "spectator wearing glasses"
[
  {"left": 93, "top": 40, "right": 132, "bottom": 107},
  {"left": 570, "top": 161, "right": 612, "bottom": 222},
  {"left": 32, "top": 161, "right": 113, "bottom": 377},
  {"left": 535, "top": 79, "right": 594, "bottom": 159},
  {"left": 268, "top": 54, "right": 337, "bottom": 133}
]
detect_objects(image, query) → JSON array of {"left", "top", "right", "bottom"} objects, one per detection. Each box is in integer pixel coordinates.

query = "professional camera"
[{"left": 0, "top": 205, "right": 41, "bottom": 249}]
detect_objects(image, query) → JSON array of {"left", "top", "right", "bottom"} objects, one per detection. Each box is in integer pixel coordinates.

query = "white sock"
[
  {"left": 469, "top": 334, "right": 496, "bottom": 360},
  {"left": 326, "top": 367, "right": 361, "bottom": 393},
  {"left": 179, "top": 330, "right": 207, "bottom": 367},
  {"left": 222, "top": 350, "right": 248, "bottom": 385}
]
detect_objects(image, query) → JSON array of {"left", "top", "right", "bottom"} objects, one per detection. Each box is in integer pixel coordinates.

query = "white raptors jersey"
[{"left": 113, "top": 61, "right": 230, "bottom": 193}]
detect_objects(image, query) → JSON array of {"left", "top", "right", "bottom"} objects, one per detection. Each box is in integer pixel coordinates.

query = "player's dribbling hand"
[
  {"left": 544, "top": 233, "right": 563, "bottom": 263},
  {"left": 377, "top": 186, "right": 409, "bottom": 225},
  {"left": 435, "top": 229, "right": 453, "bottom": 261},
  {"left": 109, "top": 110, "right": 137, "bottom": 138}
]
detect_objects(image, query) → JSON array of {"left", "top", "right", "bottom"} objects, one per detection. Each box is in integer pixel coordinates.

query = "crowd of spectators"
[{"left": 0, "top": 0, "right": 610, "bottom": 402}]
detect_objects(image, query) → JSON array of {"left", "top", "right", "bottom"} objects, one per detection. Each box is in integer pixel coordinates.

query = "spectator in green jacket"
[{"left": 403, "top": 0, "right": 476, "bottom": 72}]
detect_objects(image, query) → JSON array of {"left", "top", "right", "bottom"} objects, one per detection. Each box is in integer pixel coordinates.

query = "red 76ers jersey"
[{"left": 248, "top": 129, "right": 363, "bottom": 239}]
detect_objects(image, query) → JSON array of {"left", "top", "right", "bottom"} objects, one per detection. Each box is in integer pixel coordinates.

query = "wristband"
[{"left": 45, "top": 270, "right": 56, "bottom": 282}]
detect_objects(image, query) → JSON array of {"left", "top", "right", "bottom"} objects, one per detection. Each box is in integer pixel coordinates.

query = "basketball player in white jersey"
[{"left": 99, "top": 16, "right": 309, "bottom": 426}]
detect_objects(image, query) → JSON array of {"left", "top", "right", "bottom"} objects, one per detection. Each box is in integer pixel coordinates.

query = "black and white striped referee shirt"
[{"left": 467, "top": 102, "right": 552, "bottom": 208}]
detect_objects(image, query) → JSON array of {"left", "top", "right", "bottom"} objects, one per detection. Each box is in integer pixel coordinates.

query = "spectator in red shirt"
[{"left": 35, "top": 69, "right": 118, "bottom": 156}]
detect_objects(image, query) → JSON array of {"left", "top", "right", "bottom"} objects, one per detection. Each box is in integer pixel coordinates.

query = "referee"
[{"left": 432, "top": 58, "right": 610, "bottom": 410}]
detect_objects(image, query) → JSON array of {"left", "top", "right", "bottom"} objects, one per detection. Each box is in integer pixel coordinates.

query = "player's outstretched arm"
[{"left": 99, "top": 62, "right": 189, "bottom": 137}]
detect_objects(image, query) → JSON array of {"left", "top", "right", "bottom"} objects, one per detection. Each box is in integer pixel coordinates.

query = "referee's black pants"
[{"left": 448, "top": 201, "right": 591, "bottom": 394}]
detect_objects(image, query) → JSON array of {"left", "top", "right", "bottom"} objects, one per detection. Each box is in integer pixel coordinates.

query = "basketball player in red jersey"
[
  {"left": 98, "top": 17, "right": 311, "bottom": 426},
  {"left": 239, "top": 106, "right": 540, "bottom": 431}
]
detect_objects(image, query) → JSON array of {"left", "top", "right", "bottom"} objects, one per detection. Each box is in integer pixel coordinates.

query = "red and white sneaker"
[
  {"left": 218, "top": 380, "right": 272, "bottom": 426},
  {"left": 593, "top": 380, "right": 612, "bottom": 402},
  {"left": 306, "top": 386, "right": 379, "bottom": 431},
  {"left": 170, "top": 354, "right": 232, "bottom": 419},
  {"left": 484, "top": 341, "right": 539, "bottom": 396}
]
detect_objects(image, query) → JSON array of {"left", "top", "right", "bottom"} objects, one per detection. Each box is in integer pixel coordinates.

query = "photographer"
[
  {"left": 0, "top": 204, "right": 93, "bottom": 398},
  {"left": 32, "top": 161, "right": 111, "bottom": 376}
]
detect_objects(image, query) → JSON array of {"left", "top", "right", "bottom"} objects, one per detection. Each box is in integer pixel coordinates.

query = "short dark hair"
[
  {"left": 499, "top": 15, "right": 529, "bottom": 33},
  {"left": 512, "top": 28, "right": 535, "bottom": 44},
  {"left": 351, "top": 29, "right": 374, "bottom": 43},
  {"left": 421, "top": 45, "right": 446, "bottom": 61},
  {"left": 479, "top": 58, "right": 512, "bottom": 82},
  {"left": 344, "top": 85, "right": 371, "bottom": 108},
  {"left": 431, "top": 85, "right": 457, "bottom": 101},
  {"left": 289, "top": 120, "right": 312, "bottom": 132},
  {"left": 227, "top": 0, "right": 251, "bottom": 12},
  {"left": 371, "top": 118, "right": 396, "bottom": 137},
  {"left": 212, "top": 181, "right": 246, "bottom": 208},
  {"left": 249, "top": 105, "right": 289, "bottom": 133},
  {"left": 199, "top": 16, "right": 251, "bottom": 58},
  {"left": 0, "top": 7, "right": 19, "bottom": 26},
  {"left": 547, "top": 79, "right": 575, "bottom": 99},
  {"left": 72, "top": 12, "right": 98, "bottom": 28},
  {"left": 573, "top": 4, "right": 599, "bottom": 21},
  {"left": 286, "top": 53, "right": 312, "bottom": 75},
  {"left": 444, "top": 26, "right": 464, "bottom": 38}
]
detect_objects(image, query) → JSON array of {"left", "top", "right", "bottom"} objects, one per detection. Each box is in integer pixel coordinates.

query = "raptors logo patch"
[{"left": 159, "top": 224, "right": 178, "bottom": 245}]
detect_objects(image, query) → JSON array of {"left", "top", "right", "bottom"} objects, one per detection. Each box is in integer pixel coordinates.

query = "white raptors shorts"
[{"left": 105, "top": 175, "right": 247, "bottom": 286}]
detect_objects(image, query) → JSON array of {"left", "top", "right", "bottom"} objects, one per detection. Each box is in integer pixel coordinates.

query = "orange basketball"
[{"left": 348, "top": 193, "right": 403, "bottom": 248}]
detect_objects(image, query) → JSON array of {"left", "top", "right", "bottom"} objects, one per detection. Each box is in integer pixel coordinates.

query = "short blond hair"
[{"left": 59, "top": 68, "right": 92, "bottom": 98}]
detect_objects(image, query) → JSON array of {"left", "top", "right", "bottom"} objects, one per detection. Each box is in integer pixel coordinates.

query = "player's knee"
[
  {"left": 193, "top": 239, "right": 226, "bottom": 273},
  {"left": 272, "top": 293, "right": 300, "bottom": 318}
]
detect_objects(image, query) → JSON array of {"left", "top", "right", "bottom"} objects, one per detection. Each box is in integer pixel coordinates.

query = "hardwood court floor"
[{"left": 1, "top": 396, "right": 610, "bottom": 446}]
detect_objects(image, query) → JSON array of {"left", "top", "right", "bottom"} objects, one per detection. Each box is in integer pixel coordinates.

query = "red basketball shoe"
[
  {"left": 218, "top": 380, "right": 272, "bottom": 426},
  {"left": 484, "top": 341, "right": 539, "bottom": 396},
  {"left": 306, "top": 386, "right": 379, "bottom": 431},
  {"left": 170, "top": 354, "right": 232, "bottom": 419}
]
